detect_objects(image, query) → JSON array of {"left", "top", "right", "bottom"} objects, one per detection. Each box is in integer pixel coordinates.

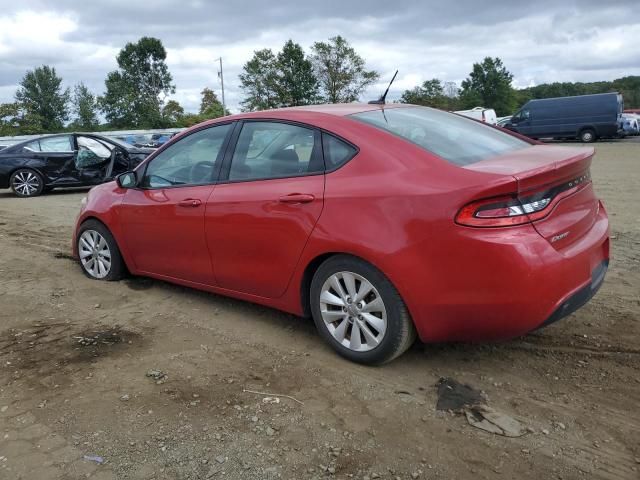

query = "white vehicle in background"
[
  {"left": 454, "top": 107, "right": 498, "bottom": 125},
  {"left": 496, "top": 116, "right": 513, "bottom": 127},
  {"left": 620, "top": 113, "right": 639, "bottom": 136}
]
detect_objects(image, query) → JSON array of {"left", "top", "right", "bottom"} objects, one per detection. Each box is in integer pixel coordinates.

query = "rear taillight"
[{"left": 456, "top": 171, "right": 591, "bottom": 227}]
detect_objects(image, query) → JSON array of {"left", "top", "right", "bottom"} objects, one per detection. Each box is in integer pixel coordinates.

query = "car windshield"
[{"left": 351, "top": 106, "right": 530, "bottom": 166}]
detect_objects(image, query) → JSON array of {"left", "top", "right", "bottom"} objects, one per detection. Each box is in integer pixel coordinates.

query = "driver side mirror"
[{"left": 117, "top": 171, "right": 137, "bottom": 189}]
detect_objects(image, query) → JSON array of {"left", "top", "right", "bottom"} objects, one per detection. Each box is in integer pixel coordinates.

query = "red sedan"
[{"left": 73, "top": 104, "right": 609, "bottom": 364}]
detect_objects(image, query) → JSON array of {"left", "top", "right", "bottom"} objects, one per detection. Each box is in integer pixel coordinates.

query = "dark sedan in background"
[{"left": 0, "top": 133, "right": 153, "bottom": 197}]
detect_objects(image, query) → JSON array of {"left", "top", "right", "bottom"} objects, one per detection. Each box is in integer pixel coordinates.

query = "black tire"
[
  {"left": 579, "top": 129, "right": 596, "bottom": 143},
  {"left": 76, "top": 219, "right": 126, "bottom": 281},
  {"left": 10, "top": 169, "right": 44, "bottom": 197},
  {"left": 310, "top": 255, "right": 416, "bottom": 365}
]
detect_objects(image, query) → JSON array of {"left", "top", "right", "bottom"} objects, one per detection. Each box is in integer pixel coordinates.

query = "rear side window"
[
  {"left": 351, "top": 107, "right": 529, "bottom": 166},
  {"left": 322, "top": 133, "right": 357, "bottom": 170},
  {"left": 229, "top": 122, "right": 322, "bottom": 181}
]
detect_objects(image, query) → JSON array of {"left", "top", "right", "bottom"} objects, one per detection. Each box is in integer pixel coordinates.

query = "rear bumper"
[
  {"left": 402, "top": 202, "right": 610, "bottom": 343},
  {"left": 538, "top": 259, "right": 608, "bottom": 328}
]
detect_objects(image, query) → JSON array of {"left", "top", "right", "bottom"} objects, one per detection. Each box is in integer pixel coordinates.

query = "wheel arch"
[
  {"left": 75, "top": 215, "right": 132, "bottom": 274},
  {"left": 9, "top": 166, "right": 47, "bottom": 185},
  {"left": 298, "top": 251, "right": 410, "bottom": 321},
  {"left": 11, "top": 164, "right": 49, "bottom": 183},
  {"left": 577, "top": 125, "right": 597, "bottom": 139}
]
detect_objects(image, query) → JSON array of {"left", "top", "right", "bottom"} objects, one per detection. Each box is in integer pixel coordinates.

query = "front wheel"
[
  {"left": 77, "top": 220, "right": 126, "bottom": 281},
  {"left": 10, "top": 169, "right": 44, "bottom": 197},
  {"left": 310, "top": 255, "right": 416, "bottom": 365}
]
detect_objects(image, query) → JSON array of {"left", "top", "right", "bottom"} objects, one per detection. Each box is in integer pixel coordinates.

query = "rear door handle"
[
  {"left": 178, "top": 198, "right": 202, "bottom": 208},
  {"left": 278, "top": 193, "right": 315, "bottom": 204}
]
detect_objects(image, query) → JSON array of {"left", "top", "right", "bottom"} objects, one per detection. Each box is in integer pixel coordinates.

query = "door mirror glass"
[{"left": 117, "top": 171, "right": 137, "bottom": 189}]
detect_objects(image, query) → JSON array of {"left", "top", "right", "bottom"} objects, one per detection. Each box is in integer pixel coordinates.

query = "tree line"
[
  {"left": 1, "top": 34, "right": 638, "bottom": 137},
  {"left": 398, "top": 58, "right": 640, "bottom": 116},
  {"left": 0, "top": 37, "right": 228, "bottom": 136}
]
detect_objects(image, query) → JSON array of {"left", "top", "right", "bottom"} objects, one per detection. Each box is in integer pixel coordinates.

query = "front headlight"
[{"left": 81, "top": 196, "right": 87, "bottom": 206}]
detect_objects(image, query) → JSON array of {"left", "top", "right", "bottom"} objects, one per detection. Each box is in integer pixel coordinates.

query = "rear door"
[
  {"left": 24, "top": 136, "right": 76, "bottom": 184},
  {"left": 205, "top": 120, "right": 325, "bottom": 298}
]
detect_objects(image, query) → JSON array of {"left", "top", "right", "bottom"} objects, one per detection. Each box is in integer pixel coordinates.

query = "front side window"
[
  {"left": 352, "top": 107, "right": 529, "bottom": 166},
  {"left": 229, "top": 122, "right": 322, "bottom": 181},
  {"left": 141, "top": 124, "right": 231, "bottom": 188}
]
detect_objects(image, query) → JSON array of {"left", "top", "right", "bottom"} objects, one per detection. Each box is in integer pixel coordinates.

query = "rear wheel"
[
  {"left": 579, "top": 129, "right": 596, "bottom": 143},
  {"left": 310, "top": 255, "right": 416, "bottom": 365},
  {"left": 10, "top": 169, "right": 44, "bottom": 197},
  {"left": 77, "top": 220, "right": 126, "bottom": 281}
]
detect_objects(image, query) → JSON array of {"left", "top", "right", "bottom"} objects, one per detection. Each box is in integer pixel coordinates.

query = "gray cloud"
[{"left": 0, "top": 0, "right": 637, "bottom": 113}]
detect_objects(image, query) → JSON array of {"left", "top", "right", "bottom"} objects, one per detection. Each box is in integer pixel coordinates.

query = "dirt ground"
[{"left": 1, "top": 139, "right": 639, "bottom": 480}]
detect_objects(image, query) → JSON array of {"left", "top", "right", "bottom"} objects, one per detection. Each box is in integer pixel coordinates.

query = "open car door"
[{"left": 75, "top": 135, "right": 120, "bottom": 184}]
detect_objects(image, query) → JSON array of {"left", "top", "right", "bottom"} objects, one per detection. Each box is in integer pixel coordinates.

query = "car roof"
[
  {"left": 204, "top": 103, "right": 414, "bottom": 126},
  {"left": 243, "top": 103, "right": 410, "bottom": 117}
]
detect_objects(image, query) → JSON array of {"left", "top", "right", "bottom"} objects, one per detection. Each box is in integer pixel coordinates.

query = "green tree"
[
  {"left": 99, "top": 37, "right": 175, "bottom": 128},
  {"left": 15, "top": 65, "right": 69, "bottom": 132},
  {"left": 0, "top": 103, "right": 22, "bottom": 136},
  {"left": 239, "top": 49, "right": 280, "bottom": 111},
  {"left": 400, "top": 79, "right": 446, "bottom": 107},
  {"left": 0, "top": 103, "right": 43, "bottom": 135},
  {"left": 310, "top": 36, "right": 379, "bottom": 103},
  {"left": 516, "top": 76, "right": 640, "bottom": 109},
  {"left": 199, "top": 87, "right": 228, "bottom": 117},
  {"left": 70, "top": 82, "right": 99, "bottom": 130},
  {"left": 275, "top": 40, "right": 319, "bottom": 106},
  {"left": 177, "top": 113, "right": 204, "bottom": 128},
  {"left": 460, "top": 57, "right": 516, "bottom": 115},
  {"left": 161, "top": 100, "right": 185, "bottom": 125}
]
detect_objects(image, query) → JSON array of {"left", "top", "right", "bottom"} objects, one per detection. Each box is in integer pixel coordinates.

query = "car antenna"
[{"left": 368, "top": 70, "right": 398, "bottom": 105}]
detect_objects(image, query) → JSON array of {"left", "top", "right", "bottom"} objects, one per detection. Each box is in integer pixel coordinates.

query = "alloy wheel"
[
  {"left": 79, "top": 230, "right": 112, "bottom": 279},
  {"left": 12, "top": 171, "right": 41, "bottom": 196},
  {"left": 319, "top": 271, "right": 387, "bottom": 352}
]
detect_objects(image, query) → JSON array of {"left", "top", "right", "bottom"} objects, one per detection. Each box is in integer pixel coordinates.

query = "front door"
[
  {"left": 75, "top": 135, "right": 115, "bottom": 184},
  {"left": 205, "top": 120, "right": 325, "bottom": 298},
  {"left": 511, "top": 109, "right": 533, "bottom": 136},
  {"left": 118, "top": 123, "right": 233, "bottom": 284}
]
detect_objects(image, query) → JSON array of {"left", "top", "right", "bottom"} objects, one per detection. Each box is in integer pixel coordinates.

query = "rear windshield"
[{"left": 351, "top": 106, "right": 529, "bottom": 166}]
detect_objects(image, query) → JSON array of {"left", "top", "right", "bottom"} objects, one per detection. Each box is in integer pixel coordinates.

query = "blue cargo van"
[{"left": 505, "top": 92, "right": 623, "bottom": 143}]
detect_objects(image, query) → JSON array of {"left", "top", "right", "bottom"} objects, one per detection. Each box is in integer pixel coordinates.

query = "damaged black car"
[{"left": 0, "top": 133, "right": 153, "bottom": 197}]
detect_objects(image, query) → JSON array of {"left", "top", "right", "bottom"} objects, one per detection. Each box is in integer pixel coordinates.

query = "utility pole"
[{"left": 216, "top": 57, "right": 226, "bottom": 114}]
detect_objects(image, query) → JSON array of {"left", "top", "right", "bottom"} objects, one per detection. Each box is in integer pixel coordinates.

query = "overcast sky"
[{"left": 0, "top": 0, "right": 638, "bottom": 114}]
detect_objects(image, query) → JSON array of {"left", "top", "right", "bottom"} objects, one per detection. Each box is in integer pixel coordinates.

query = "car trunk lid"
[{"left": 465, "top": 145, "right": 598, "bottom": 250}]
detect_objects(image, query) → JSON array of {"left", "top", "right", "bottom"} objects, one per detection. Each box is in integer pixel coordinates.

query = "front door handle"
[
  {"left": 278, "top": 193, "right": 315, "bottom": 204},
  {"left": 178, "top": 198, "right": 202, "bottom": 208}
]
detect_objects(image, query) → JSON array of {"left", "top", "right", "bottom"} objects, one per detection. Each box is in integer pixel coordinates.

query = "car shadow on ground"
[{"left": 82, "top": 265, "right": 577, "bottom": 370}]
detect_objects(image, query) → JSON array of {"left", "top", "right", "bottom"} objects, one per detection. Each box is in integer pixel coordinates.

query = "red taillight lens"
[{"left": 456, "top": 171, "right": 591, "bottom": 228}]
